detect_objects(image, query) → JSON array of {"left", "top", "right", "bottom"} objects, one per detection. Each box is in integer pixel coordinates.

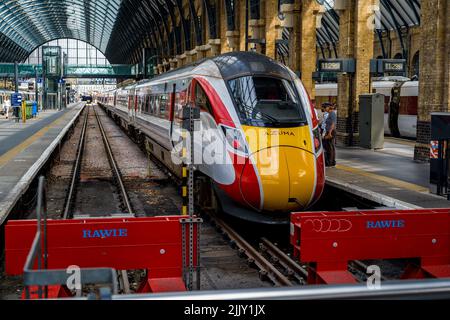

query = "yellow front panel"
[
  {"left": 242, "top": 126, "right": 316, "bottom": 212},
  {"left": 254, "top": 146, "right": 290, "bottom": 211},
  {"left": 283, "top": 147, "right": 316, "bottom": 209},
  {"left": 242, "top": 126, "right": 314, "bottom": 154}
]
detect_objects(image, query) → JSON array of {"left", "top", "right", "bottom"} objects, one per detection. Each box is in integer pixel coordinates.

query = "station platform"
[
  {"left": 328, "top": 137, "right": 450, "bottom": 209},
  {"left": 0, "top": 103, "right": 85, "bottom": 225}
]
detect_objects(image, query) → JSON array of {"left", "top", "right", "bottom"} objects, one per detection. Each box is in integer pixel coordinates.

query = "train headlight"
[
  {"left": 313, "top": 128, "right": 322, "bottom": 155},
  {"left": 220, "top": 125, "right": 249, "bottom": 155}
]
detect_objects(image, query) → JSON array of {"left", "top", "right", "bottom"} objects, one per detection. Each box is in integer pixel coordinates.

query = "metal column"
[{"left": 14, "top": 61, "right": 19, "bottom": 93}]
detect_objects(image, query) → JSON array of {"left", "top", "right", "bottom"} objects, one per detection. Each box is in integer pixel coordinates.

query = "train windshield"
[{"left": 228, "top": 76, "right": 307, "bottom": 127}]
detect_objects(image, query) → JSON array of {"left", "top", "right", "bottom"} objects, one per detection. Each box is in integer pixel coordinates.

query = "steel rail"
[
  {"left": 260, "top": 238, "right": 308, "bottom": 283},
  {"left": 93, "top": 106, "right": 133, "bottom": 215},
  {"left": 260, "top": 239, "right": 391, "bottom": 284},
  {"left": 118, "top": 270, "right": 131, "bottom": 294},
  {"left": 210, "top": 215, "right": 293, "bottom": 287},
  {"left": 114, "top": 278, "right": 450, "bottom": 300},
  {"left": 93, "top": 105, "right": 133, "bottom": 294},
  {"left": 62, "top": 107, "right": 89, "bottom": 219}
]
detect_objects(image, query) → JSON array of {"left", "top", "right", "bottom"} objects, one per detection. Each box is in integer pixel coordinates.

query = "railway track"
[
  {"left": 203, "top": 212, "right": 396, "bottom": 287},
  {"left": 62, "top": 105, "right": 134, "bottom": 218},
  {"left": 61, "top": 105, "right": 134, "bottom": 294},
  {"left": 204, "top": 212, "right": 307, "bottom": 287}
]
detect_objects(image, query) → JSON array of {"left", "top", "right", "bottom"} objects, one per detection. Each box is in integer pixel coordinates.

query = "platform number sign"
[
  {"left": 383, "top": 61, "right": 405, "bottom": 73},
  {"left": 318, "top": 59, "right": 356, "bottom": 73},
  {"left": 319, "top": 61, "right": 342, "bottom": 72},
  {"left": 370, "top": 59, "right": 406, "bottom": 75}
]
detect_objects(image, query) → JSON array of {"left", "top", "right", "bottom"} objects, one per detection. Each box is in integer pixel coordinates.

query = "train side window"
[
  {"left": 174, "top": 91, "right": 187, "bottom": 124},
  {"left": 142, "top": 95, "right": 146, "bottom": 113},
  {"left": 195, "top": 84, "right": 214, "bottom": 116},
  {"left": 152, "top": 96, "right": 157, "bottom": 115},
  {"left": 149, "top": 95, "right": 153, "bottom": 114},
  {"left": 144, "top": 95, "right": 150, "bottom": 114},
  {"left": 160, "top": 94, "right": 168, "bottom": 118},
  {"left": 138, "top": 94, "right": 143, "bottom": 112},
  {"left": 156, "top": 95, "right": 160, "bottom": 116}
]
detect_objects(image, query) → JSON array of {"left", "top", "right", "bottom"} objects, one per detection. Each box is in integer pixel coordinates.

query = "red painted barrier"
[
  {"left": 291, "top": 209, "right": 450, "bottom": 284},
  {"left": 6, "top": 216, "right": 198, "bottom": 297}
]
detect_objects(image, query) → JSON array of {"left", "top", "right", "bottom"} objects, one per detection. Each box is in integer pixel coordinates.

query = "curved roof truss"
[
  {"left": 0, "top": 0, "right": 421, "bottom": 64},
  {"left": 317, "top": 0, "right": 421, "bottom": 57}
]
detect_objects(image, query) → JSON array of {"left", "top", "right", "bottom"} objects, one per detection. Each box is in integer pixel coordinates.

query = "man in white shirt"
[
  {"left": 3, "top": 97, "right": 11, "bottom": 119},
  {"left": 321, "top": 103, "right": 331, "bottom": 138}
]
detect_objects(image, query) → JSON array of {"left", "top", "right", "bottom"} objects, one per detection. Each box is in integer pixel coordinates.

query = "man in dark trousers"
[{"left": 323, "top": 104, "right": 336, "bottom": 167}]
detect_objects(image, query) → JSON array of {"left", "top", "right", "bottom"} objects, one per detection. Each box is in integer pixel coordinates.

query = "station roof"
[
  {"left": 0, "top": 0, "right": 122, "bottom": 62},
  {"left": 318, "top": 0, "right": 421, "bottom": 52},
  {"left": 0, "top": 0, "right": 422, "bottom": 64}
]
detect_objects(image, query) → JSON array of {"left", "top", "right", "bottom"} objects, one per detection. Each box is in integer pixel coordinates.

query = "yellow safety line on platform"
[
  {"left": 335, "top": 164, "right": 429, "bottom": 193},
  {"left": 0, "top": 115, "right": 67, "bottom": 169},
  {"left": 384, "top": 137, "right": 416, "bottom": 147}
]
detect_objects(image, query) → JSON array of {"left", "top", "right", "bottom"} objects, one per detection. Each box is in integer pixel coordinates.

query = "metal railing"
[
  {"left": 0, "top": 63, "right": 136, "bottom": 78},
  {"left": 111, "top": 278, "right": 450, "bottom": 300},
  {"left": 23, "top": 176, "right": 48, "bottom": 299}
]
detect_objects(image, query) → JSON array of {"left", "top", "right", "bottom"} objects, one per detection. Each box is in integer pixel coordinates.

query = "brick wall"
[
  {"left": 414, "top": 121, "right": 431, "bottom": 162},
  {"left": 336, "top": 112, "right": 360, "bottom": 146}
]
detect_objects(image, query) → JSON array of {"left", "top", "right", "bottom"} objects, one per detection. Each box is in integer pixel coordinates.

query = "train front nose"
[{"left": 242, "top": 146, "right": 316, "bottom": 212}]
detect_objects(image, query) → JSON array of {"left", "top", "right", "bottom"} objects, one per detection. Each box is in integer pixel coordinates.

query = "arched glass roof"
[
  {"left": 0, "top": 0, "right": 121, "bottom": 62},
  {"left": 25, "top": 38, "right": 111, "bottom": 66},
  {"left": 0, "top": 0, "right": 422, "bottom": 64},
  {"left": 317, "top": 0, "right": 421, "bottom": 53}
]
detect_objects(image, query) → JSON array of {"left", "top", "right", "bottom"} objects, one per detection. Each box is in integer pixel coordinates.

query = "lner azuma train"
[{"left": 98, "top": 52, "right": 325, "bottom": 224}]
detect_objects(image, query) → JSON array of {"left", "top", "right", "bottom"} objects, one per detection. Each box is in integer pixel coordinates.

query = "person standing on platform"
[
  {"left": 320, "top": 103, "right": 331, "bottom": 138},
  {"left": 315, "top": 105, "right": 324, "bottom": 128},
  {"left": 323, "top": 104, "right": 337, "bottom": 167},
  {"left": 3, "top": 97, "right": 11, "bottom": 119}
]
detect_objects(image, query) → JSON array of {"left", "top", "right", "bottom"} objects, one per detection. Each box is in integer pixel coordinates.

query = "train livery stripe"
[{"left": 194, "top": 77, "right": 235, "bottom": 128}]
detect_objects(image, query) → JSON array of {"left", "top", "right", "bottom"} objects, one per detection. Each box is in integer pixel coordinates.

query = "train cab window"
[
  {"left": 195, "top": 84, "right": 214, "bottom": 115},
  {"left": 228, "top": 76, "right": 306, "bottom": 127}
]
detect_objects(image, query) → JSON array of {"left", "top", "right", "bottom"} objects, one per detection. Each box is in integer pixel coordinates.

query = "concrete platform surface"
[
  {"left": 0, "top": 110, "right": 70, "bottom": 156},
  {"left": 0, "top": 103, "right": 85, "bottom": 225},
  {"left": 329, "top": 138, "right": 450, "bottom": 209}
]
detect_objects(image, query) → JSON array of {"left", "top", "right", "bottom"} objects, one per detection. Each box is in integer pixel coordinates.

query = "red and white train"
[
  {"left": 315, "top": 79, "right": 419, "bottom": 139},
  {"left": 98, "top": 52, "right": 325, "bottom": 223}
]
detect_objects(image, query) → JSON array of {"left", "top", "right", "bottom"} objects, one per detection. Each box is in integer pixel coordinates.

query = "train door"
[
  {"left": 134, "top": 90, "right": 138, "bottom": 121},
  {"left": 169, "top": 79, "right": 190, "bottom": 151},
  {"left": 128, "top": 87, "right": 136, "bottom": 120},
  {"left": 191, "top": 79, "right": 221, "bottom": 166},
  {"left": 128, "top": 95, "right": 132, "bottom": 117},
  {"left": 388, "top": 81, "right": 407, "bottom": 138},
  {"left": 190, "top": 79, "right": 223, "bottom": 208},
  {"left": 168, "top": 83, "right": 176, "bottom": 143}
]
